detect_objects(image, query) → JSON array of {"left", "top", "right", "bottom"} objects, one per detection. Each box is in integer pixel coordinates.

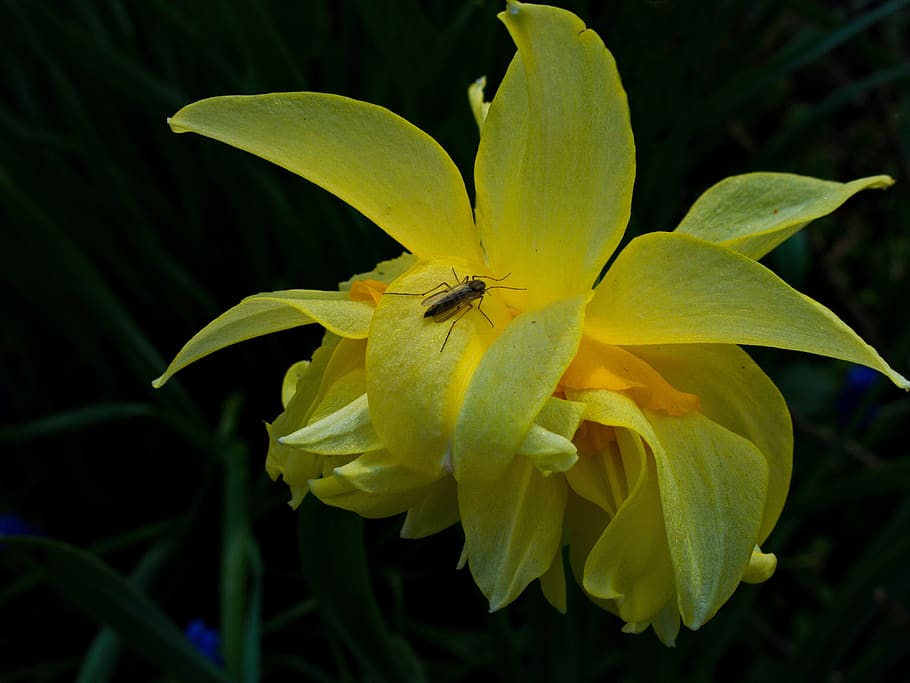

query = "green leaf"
[{"left": 3, "top": 536, "right": 230, "bottom": 683}]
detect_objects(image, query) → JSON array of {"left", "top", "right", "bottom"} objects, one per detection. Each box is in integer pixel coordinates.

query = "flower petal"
[
  {"left": 582, "top": 428, "right": 675, "bottom": 624},
  {"left": 742, "top": 546, "right": 777, "bottom": 584},
  {"left": 279, "top": 393, "right": 382, "bottom": 455},
  {"left": 468, "top": 77, "right": 490, "bottom": 133},
  {"left": 516, "top": 396, "right": 586, "bottom": 474},
  {"left": 474, "top": 1, "right": 635, "bottom": 305},
  {"left": 308, "top": 465, "right": 433, "bottom": 519},
  {"left": 454, "top": 294, "right": 589, "bottom": 481},
  {"left": 587, "top": 232, "right": 910, "bottom": 389},
  {"left": 539, "top": 549, "right": 568, "bottom": 613},
  {"left": 399, "top": 477, "right": 459, "bottom": 539},
  {"left": 331, "top": 450, "right": 442, "bottom": 495},
  {"left": 169, "top": 94, "right": 482, "bottom": 267},
  {"left": 647, "top": 412, "right": 768, "bottom": 628},
  {"left": 573, "top": 389, "right": 768, "bottom": 629},
  {"left": 266, "top": 336, "right": 361, "bottom": 507},
  {"left": 152, "top": 290, "right": 372, "bottom": 388},
  {"left": 562, "top": 338, "right": 701, "bottom": 416},
  {"left": 460, "top": 455, "right": 567, "bottom": 611},
  {"left": 674, "top": 173, "right": 894, "bottom": 259},
  {"left": 631, "top": 344, "right": 791, "bottom": 543},
  {"left": 366, "top": 262, "right": 510, "bottom": 476}
]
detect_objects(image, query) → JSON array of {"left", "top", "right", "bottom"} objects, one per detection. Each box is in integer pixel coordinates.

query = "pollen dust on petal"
[{"left": 348, "top": 279, "right": 388, "bottom": 307}]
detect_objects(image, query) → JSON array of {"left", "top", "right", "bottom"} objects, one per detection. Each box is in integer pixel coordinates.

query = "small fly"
[{"left": 386, "top": 269, "right": 525, "bottom": 352}]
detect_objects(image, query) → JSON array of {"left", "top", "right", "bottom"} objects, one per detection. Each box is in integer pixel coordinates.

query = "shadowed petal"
[{"left": 460, "top": 455, "right": 567, "bottom": 611}]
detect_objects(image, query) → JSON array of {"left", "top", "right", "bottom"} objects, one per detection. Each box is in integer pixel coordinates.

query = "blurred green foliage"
[{"left": 2, "top": 1, "right": 909, "bottom": 681}]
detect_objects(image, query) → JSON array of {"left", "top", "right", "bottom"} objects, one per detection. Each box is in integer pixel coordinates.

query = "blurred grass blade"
[
  {"left": 218, "top": 395, "right": 262, "bottom": 683},
  {"left": 297, "top": 498, "right": 425, "bottom": 683},
  {"left": 714, "top": 0, "right": 910, "bottom": 116},
  {"left": 0, "top": 402, "right": 155, "bottom": 443},
  {"left": 4, "top": 536, "right": 231, "bottom": 683},
  {"left": 76, "top": 539, "right": 179, "bottom": 683}
]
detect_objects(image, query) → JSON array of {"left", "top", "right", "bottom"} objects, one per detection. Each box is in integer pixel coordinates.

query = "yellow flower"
[{"left": 153, "top": 1, "right": 908, "bottom": 644}]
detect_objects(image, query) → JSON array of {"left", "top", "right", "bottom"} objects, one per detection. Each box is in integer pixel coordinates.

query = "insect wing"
[
  {"left": 429, "top": 301, "right": 472, "bottom": 323},
  {"left": 421, "top": 289, "right": 457, "bottom": 308}
]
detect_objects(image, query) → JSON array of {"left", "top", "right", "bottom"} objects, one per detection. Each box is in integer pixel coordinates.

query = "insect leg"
[
  {"left": 440, "top": 304, "right": 474, "bottom": 352},
  {"left": 475, "top": 294, "right": 494, "bottom": 328},
  {"left": 420, "top": 281, "right": 452, "bottom": 297},
  {"left": 386, "top": 280, "right": 456, "bottom": 298}
]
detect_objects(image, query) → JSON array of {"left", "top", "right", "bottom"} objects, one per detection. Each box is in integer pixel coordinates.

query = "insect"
[{"left": 386, "top": 269, "right": 525, "bottom": 352}]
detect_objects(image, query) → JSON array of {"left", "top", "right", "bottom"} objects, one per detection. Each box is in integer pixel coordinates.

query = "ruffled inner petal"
[
  {"left": 570, "top": 388, "right": 768, "bottom": 629},
  {"left": 630, "top": 344, "right": 791, "bottom": 543},
  {"left": 582, "top": 428, "right": 676, "bottom": 624}
]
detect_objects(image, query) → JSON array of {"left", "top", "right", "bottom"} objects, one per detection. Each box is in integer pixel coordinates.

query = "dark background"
[{"left": 2, "top": 1, "right": 909, "bottom": 681}]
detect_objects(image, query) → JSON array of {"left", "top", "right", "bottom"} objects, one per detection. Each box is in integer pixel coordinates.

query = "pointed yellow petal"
[
  {"left": 474, "top": 2, "right": 635, "bottom": 305},
  {"left": 152, "top": 290, "right": 372, "bottom": 388},
  {"left": 400, "top": 477, "right": 459, "bottom": 539},
  {"left": 742, "top": 546, "right": 777, "bottom": 584},
  {"left": 169, "top": 94, "right": 482, "bottom": 267},
  {"left": 675, "top": 173, "right": 894, "bottom": 259},
  {"left": 539, "top": 548, "right": 567, "bottom": 613},
  {"left": 468, "top": 77, "right": 490, "bottom": 133},
  {"left": 460, "top": 455, "right": 567, "bottom": 611},
  {"left": 454, "top": 293, "right": 589, "bottom": 481},
  {"left": 279, "top": 393, "right": 382, "bottom": 455},
  {"left": 587, "top": 232, "right": 910, "bottom": 389},
  {"left": 649, "top": 605, "right": 681, "bottom": 647},
  {"left": 631, "top": 344, "right": 791, "bottom": 543}
]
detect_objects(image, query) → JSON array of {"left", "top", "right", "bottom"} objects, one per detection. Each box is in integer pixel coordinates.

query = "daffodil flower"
[{"left": 153, "top": 1, "right": 908, "bottom": 644}]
